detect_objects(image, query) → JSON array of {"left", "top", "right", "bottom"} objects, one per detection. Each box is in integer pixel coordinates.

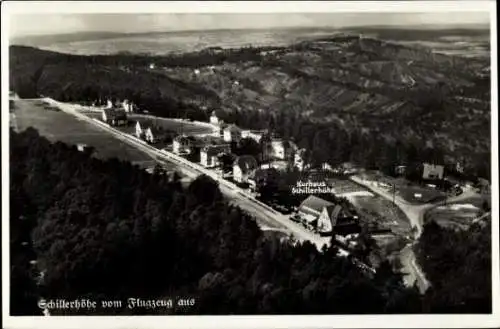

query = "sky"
[{"left": 9, "top": 12, "right": 490, "bottom": 38}]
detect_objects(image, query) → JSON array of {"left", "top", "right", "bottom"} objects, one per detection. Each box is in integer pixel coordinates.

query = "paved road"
[
  {"left": 350, "top": 175, "right": 479, "bottom": 293},
  {"left": 46, "top": 98, "right": 337, "bottom": 253}
]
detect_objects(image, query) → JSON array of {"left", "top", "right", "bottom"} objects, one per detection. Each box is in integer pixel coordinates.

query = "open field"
[
  {"left": 10, "top": 99, "right": 169, "bottom": 169},
  {"left": 424, "top": 194, "right": 491, "bottom": 229},
  {"left": 359, "top": 171, "right": 447, "bottom": 204},
  {"left": 397, "top": 186, "right": 447, "bottom": 204}
]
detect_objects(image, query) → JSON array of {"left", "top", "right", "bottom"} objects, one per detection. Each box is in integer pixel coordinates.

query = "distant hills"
[{"left": 9, "top": 29, "right": 491, "bottom": 178}]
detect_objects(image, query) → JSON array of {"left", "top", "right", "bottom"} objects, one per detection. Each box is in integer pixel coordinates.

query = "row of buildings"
[{"left": 210, "top": 111, "right": 308, "bottom": 169}]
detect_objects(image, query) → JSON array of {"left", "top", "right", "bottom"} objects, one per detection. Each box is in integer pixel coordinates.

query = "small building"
[
  {"left": 223, "top": 124, "right": 242, "bottom": 143},
  {"left": 209, "top": 111, "right": 220, "bottom": 126},
  {"left": 145, "top": 127, "right": 158, "bottom": 144},
  {"left": 200, "top": 144, "right": 231, "bottom": 168},
  {"left": 135, "top": 121, "right": 144, "bottom": 138},
  {"left": 298, "top": 195, "right": 338, "bottom": 230},
  {"left": 122, "top": 99, "right": 134, "bottom": 113},
  {"left": 241, "top": 130, "right": 268, "bottom": 143},
  {"left": 233, "top": 155, "right": 258, "bottom": 184},
  {"left": 294, "top": 148, "right": 308, "bottom": 171},
  {"left": 102, "top": 108, "right": 128, "bottom": 126},
  {"left": 76, "top": 144, "right": 88, "bottom": 152},
  {"left": 395, "top": 165, "right": 407, "bottom": 176},
  {"left": 173, "top": 135, "right": 191, "bottom": 154},
  {"left": 106, "top": 99, "right": 113, "bottom": 109},
  {"left": 270, "top": 139, "right": 297, "bottom": 160},
  {"left": 422, "top": 163, "right": 445, "bottom": 180}
]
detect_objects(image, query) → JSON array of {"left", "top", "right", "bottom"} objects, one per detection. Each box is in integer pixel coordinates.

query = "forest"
[
  {"left": 10, "top": 128, "right": 491, "bottom": 315},
  {"left": 9, "top": 45, "right": 491, "bottom": 181}
]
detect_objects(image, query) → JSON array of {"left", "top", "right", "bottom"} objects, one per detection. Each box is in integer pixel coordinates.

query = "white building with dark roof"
[{"left": 223, "top": 124, "right": 242, "bottom": 143}]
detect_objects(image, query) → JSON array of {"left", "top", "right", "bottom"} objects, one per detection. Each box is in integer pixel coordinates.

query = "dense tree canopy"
[{"left": 9, "top": 128, "right": 438, "bottom": 315}]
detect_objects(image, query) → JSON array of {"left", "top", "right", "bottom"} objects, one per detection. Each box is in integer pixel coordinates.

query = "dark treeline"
[
  {"left": 415, "top": 220, "right": 492, "bottom": 313},
  {"left": 10, "top": 128, "right": 428, "bottom": 315}
]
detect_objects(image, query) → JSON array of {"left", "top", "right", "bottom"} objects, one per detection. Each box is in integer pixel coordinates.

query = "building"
[
  {"left": 241, "top": 130, "right": 268, "bottom": 143},
  {"left": 76, "top": 144, "right": 88, "bottom": 152},
  {"left": 395, "top": 165, "right": 407, "bottom": 176},
  {"left": 294, "top": 148, "right": 308, "bottom": 171},
  {"left": 209, "top": 111, "right": 220, "bottom": 126},
  {"left": 233, "top": 155, "right": 258, "bottom": 184},
  {"left": 422, "top": 163, "right": 445, "bottom": 180},
  {"left": 135, "top": 121, "right": 144, "bottom": 138},
  {"left": 102, "top": 108, "right": 128, "bottom": 126},
  {"left": 173, "top": 135, "right": 192, "bottom": 154},
  {"left": 223, "top": 124, "right": 242, "bottom": 143},
  {"left": 200, "top": 144, "right": 231, "bottom": 168},
  {"left": 145, "top": 127, "right": 158, "bottom": 144},
  {"left": 298, "top": 196, "right": 341, "bottom": 232},
  {"left": 106, "top": 99, "right": 113, "bottom": 109},
  {"left": 122, "top": 99, "right": 135, "bottom": 113},
  {"left": 270, "top": 139, "right": 297, "bottom": 160}
]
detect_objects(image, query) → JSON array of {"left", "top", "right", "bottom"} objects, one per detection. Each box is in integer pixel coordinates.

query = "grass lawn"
[
  {"left": 11, "top": 100, "right": 165, "bottom": 168},
  {"left": 84, "top": 112, "right": 214, "bottom": 135}
]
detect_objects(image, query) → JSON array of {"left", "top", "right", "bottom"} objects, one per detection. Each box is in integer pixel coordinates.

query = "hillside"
[{"left": 9, "top": 33, "right": 491, "bottom": 177}]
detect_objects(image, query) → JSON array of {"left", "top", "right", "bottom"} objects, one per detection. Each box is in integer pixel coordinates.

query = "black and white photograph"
[{"left": 2, "top": 1, "right": 499, "bottom": 328}]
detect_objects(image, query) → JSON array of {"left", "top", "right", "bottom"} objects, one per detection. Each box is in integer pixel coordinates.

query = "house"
[
  {"left": 422, "top": 163, "right": 445, "bottom": 180},
  {"left": 233, "top": 155, "right": 258, "bottom": 184},
  {"left": 144, "top": 127, "right": 158, "bottom": 144},
  {"left": 223, "top": 124, "right": 242, "bottom": 143},
  {"left": 270, "top": 139, "right": 297, "bottom": 160},
  {"left": 173, "top": 135, "right": 192, "bottom": 154},
  {"left": 395, "top": 165, "right": 407, "bottom": 176},
  {"left": 248, "top": 168, "right": 272, "bottom": 191},
  {"left": 135, "top": 121, "right": 144, "bottom": 138},
  {"left": 200, "top": 144, "right": 231, "bottom": 167},
  {"left": 241, "top": 130, "right": 268, "bottom": 143},
  {"left": 294, "top": 148, "right": 308, "bottom": 171},
  {"left": 76, "top": 144, "right": 88, "bottom": 152},
  {"left": 122, "top": 99, "right": 134, "bottom": 113},
  {"left": 102, "top": 108, "right": 128, "bottom": 126},
  {"left": 209, "top": 111, "right": 220, "bottom": 126}
]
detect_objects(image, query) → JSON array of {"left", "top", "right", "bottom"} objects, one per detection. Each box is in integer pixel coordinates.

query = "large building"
[
  {"left": 233, "top": 155, "right": 258, "bottom": 184},
  {"left": 298, "top": 196, "right": 342, "bottom": 233},
  {"left": 200, "top": 144, "right": 231, "bottom": 168},
  {"left": 422, "top": 163, "right": 445, "bottom": 180},
  {"left": 102, "top": 108, "right": 128, "bottom": 126}
]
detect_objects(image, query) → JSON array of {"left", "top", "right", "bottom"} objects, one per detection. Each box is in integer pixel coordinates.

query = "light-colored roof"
[{"left": 299, "top": 195, "right": 334, "bottom": 215}]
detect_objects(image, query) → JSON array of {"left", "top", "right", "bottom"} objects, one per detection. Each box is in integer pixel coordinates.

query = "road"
[
  {"left": 350, "top": 175, "right": 477, "bottom": 238},
  {"left": 350, "top": 175, "right": 479, "bottom": 293},
  {"left": 45, "top": 98, "right": 337, "bottom": 254}
]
